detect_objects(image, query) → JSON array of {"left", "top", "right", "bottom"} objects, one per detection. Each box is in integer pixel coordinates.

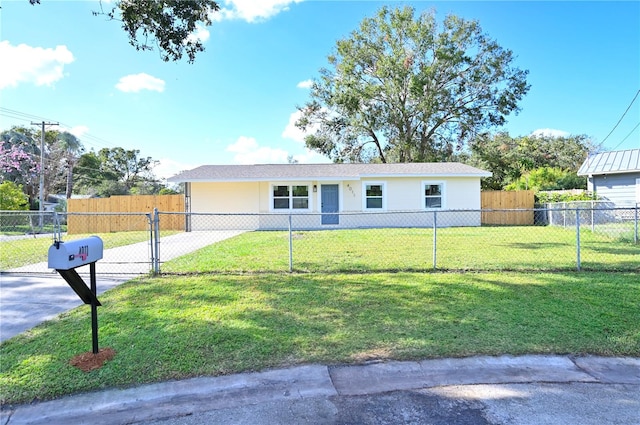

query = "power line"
[
  {"left": 600, "top": 89, "right": 640, "bottom": 145},
  {"left": 0, "top": 107, "right": 117, "bottom": 151},
  {"left": 610, "top": 121, "right": 640, "bottom": 151}
]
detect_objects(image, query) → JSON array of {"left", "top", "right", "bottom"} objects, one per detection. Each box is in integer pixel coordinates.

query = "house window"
[
  {"left": 423, "top": 182, "right": 445, "bottom": 209},
  {"left": 364, "top": 182, "right": 385, "bottom": 209},
  {"left": 272, "top": 185, "right": 309, "bottom": 210}
]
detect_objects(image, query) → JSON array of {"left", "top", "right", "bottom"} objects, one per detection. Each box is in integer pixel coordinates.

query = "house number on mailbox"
[{"left": 69, "top": 245, "right": 89, "bottom": 262}]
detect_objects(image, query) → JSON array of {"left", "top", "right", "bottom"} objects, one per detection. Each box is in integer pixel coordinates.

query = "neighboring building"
[
  {"left": 577, "top": 149, "right": 640, "bottom": 207},
  {"left": 168, "top": 163, "right": 491, "bottom": 230}
]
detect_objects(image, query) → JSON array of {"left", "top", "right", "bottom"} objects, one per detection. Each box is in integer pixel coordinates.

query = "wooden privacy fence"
[
  {"left": 481, "top": 190, "right": 535, "bottom": 225},
  {"left": 67, "top": 195, "right": 185, "bottom": 234}
]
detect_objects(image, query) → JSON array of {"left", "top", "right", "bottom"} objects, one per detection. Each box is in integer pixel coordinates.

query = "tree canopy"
[
  {"left": 0, "top": 128, "right": 41, "bottom": 207},
  {"left": 29, "top": 0, "right": 219, "bottom": 63},
  {"left": 74, "top": 148, "right": 161, "bottom": 197},
  {"left": 466, "top": 132, "right": 596, "bottom": 190},
  {"left": 296, "top": 6, "right": 530, "bottom": 163},
  {"left": 1, "top": 126, "right": 168, "bottom": 206}
]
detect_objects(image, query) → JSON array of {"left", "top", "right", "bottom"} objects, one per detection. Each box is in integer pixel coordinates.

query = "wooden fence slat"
[
  {"left": 481, "top": 191, "right": 534, "bottom": 225},
  {"left": 67, "top": 195, "right": 185, "bottom": 234}
]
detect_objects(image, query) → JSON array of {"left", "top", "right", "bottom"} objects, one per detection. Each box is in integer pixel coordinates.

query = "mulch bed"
[{"left": 69, "top": 347, "right": 116, "bottom": 372}]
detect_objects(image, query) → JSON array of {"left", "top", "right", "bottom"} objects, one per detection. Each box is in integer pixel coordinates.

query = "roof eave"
[
  {"left": 578, "top": 169, "right": 640, "bottom": 177},
  {"left": 168, "top": 173, "right": 492, "bottom": 183}
]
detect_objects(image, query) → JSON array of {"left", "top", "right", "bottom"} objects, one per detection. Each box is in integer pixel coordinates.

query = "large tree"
[
  {"left": 29, "top": 0, "right": 219, "bottom": 63},
  {"left": 74, "top": 147, "right": 160, "bottom": 197},
  {"left": 467, "top": 132, "right": 597, "bottom": 190},
  {"left": 296, "top": 6, "right": 530, "bottom": 163},
  {"left": 0, "top": 127, "right": 41, "bottom": 208},
  {"left": 47, "top": 132, "right": 84, "bottom": 199}
]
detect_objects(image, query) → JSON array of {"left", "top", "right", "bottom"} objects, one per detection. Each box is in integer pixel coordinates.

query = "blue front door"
[{"left": 321, "top": 184, "right": 339, "bottom": 225}]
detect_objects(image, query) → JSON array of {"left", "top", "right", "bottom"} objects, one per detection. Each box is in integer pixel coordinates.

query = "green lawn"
[
  {"left": 1, "top": 225, "right": 638, "bottom": 405},
  {"left": 1, "top": 271, "right": 638, "bottom": 405},
  {"left": 162, "top": 226, "right": 640, "bottom": 273}
]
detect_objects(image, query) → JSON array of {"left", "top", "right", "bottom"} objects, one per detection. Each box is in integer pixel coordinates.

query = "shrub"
[{"left": 0, "top": 181, "right": 29, "bottom": 210}]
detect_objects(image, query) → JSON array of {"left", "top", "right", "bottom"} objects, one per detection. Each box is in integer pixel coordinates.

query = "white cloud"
[
  {"left": 530, "top": 128, "right": 570, "bottom": 138},
  {"left": 226, "top": 136, "right": 330, "bottom": 165},
  {"left": 291, "top": 149, "right": 331, "bottom": 164},
  {"left": 186, "top": 24, "right": 210, "bottom": 43},
  {"left": 282, "top": 110, "right": 306, "bottom": 142},
  {"left": 226, "top": 136, "right": 290, "bottom": 164},
  {"left": 0, "top": 41, "right": 74, "bottom": 89},
  {"left": 115, "top": 73, "right": 165, "bottom": 93},
  {"left": 297, "top": 79, "right": 313, "bottom": 89},
  {"left": 213, "top": 0, "right": 303, "bottom": 23},
  {"left": 282, "top": 109, "right": 323, "bottom": 143},
  {"left": 155, "top": 158, "right": 199, "bottom": 180}
]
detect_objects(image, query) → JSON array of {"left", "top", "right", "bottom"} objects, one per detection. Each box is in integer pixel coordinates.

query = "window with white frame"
[
  {"left": 272, "top": 185, "right": 310, "bottom": 210},
  {"left": 364, "top": 182, "right": 385, "bottom": 209},
  {"left": 423, "top": 182, "right": 444, "bottom": 209}
]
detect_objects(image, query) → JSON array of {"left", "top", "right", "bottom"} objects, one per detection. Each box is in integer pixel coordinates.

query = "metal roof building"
[
  {"left": 577, "top": 149, "right": 640, "bottom": 206},
  {"left": 578, "top": 149, "right": 640, "bottom": 176}
]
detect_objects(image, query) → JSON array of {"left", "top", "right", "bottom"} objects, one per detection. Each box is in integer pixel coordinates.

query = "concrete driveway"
[{"left": 0, "top": 231, "right": 245, "bottom": 342}]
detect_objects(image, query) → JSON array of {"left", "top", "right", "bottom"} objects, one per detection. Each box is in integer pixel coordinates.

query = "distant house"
[
  {"left": 577, "top": 149, "right": 640, "bottom": 207},
  {"left": 168, "top": 163, "right": 491, "bottom": 230}
]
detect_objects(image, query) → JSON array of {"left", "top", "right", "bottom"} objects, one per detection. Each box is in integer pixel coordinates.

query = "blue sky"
[{"left": 1, "top": 1, "right": 638, "bottom": 182}]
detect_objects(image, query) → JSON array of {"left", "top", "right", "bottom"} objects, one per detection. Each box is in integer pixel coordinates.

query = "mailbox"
[
  {"left": 48, "top": 236, "right": 103, "bottom": 270},
  {"left": 48, "top": 236, "right": 104, "bottom": 354}
]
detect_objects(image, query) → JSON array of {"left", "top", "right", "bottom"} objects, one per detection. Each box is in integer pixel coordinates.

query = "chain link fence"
[
  {"left": 1, "top": 211, "right": 155, "bottom": 275},
  {"left": 2, "top": 207, "right": 638, "bottom": 276},
  {"left": 157, "top": 207, "right": 639, "bottom": 274}
]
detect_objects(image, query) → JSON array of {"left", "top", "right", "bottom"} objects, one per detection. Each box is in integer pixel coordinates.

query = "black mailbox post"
[{"left": 48, "top": 236, "right": 104, "bottom": 354}]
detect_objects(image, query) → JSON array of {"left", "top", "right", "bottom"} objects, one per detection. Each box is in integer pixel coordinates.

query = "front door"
[{"left": 321, "top": 184, "right": 339, "bottom": 225}]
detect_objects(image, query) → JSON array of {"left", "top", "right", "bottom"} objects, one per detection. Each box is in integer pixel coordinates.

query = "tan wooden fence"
[
  {"left": 481, "top": 190, "right": 535, "bottom": 225},
  {"left": 67, "top": 195, "right": 185, "bottom": 234}
]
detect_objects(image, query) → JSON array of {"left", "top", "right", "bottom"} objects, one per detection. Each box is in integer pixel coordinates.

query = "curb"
[{"left": 3, "top": 355, "right": 639, "bottom": 425}]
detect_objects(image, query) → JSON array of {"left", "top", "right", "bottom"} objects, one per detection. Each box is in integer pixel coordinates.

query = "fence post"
[
  {"left": 576, "top": 208, "right": 581, "bottom": 271},
  {"left": 288, "top": 214, "right": 293, "bottom": 273},
  {"left": 432, "top": 211, "right": 437, "bottom": 270},
  {"left": 53, "top": 211, "right": 61, "bottom": 241},
  {"left": 146, "top": 213, "right": 154, "bottom": 273},
  {"left": 591, "top": 200, "right": 595, "bottom": 233},
  {"left": 635, "top": 204, "right": 638, "bottom": 245},
  {"left": 153, "top": 208, "right": 160, "bottom": 274}
]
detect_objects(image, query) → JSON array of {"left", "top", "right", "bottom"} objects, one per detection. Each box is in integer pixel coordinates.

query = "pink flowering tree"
[{"left": 0, "top": 131, "right": 41, "bottom": 209}]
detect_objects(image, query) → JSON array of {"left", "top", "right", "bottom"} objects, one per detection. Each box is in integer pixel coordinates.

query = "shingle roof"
[
  {"left": 168, "top": 163, "right": 491, "bottom": 182},
  {"left": 577, "top": 149, "right": 640, "bottom": 176}
]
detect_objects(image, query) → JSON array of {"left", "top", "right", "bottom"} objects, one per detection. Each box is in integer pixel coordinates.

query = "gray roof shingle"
[
  {"left": 578, "top": 149, "right": 640, "bottom": 176},
  {"left": 168, "top": 163, "right": 491, "bottom": 182}
]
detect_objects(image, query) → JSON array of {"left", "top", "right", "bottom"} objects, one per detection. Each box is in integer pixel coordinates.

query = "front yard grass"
[
  {"left": 1, "top": 271, "right": 638, "bottom": 405},
  {"left": 162, "top": 226, "right": 640, "bottom": 273}
]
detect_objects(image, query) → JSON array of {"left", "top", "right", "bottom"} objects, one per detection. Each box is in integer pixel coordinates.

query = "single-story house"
[
  {"left": 168, "top": 163, "right": 492, "bottom": 230},
  {"left": 577, "top": 148, "right": 640, "bottom": 207}
]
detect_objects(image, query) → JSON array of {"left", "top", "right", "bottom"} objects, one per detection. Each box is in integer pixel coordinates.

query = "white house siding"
[
  {"left": 187, "top": 177, "right": 483, "bottom": 230},
  {"left": 190, "top": 182, "right": 261, "bottom": 230},
  {"left": 590, "top": 173, "right": 640, "bottom": 207}
]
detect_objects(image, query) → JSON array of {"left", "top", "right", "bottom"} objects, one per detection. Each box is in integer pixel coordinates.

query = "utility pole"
[{"left": 31, "top": 121, "right": 58, "bottom": 231}]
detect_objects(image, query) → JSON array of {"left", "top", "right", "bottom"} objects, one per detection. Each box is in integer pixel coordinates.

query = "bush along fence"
[{"left": 1, "top": 206, "right": 638, "bottom": 275}]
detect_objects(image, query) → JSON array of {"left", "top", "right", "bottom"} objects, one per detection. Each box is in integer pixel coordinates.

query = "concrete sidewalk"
[{"left": 2, "top": 355, "right": 639, "bottom": 425}]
